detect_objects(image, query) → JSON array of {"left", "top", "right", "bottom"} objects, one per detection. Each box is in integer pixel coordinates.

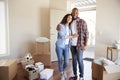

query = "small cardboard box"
[
  {"left": 28, "top": 68, "right": 39, "bottom": 80},
  {"left": 33, "top": 54, "right": 51, "bottom": 67},
  {"left": 92, "top": 62, "right": 120, "bottom": 80},
  {"left": 35, "top": 42, "right": 50, "bottom": 54},
  {"left": 21, "top": 59, "right": 34, "bottom": 69},
  {"left": 35, "top": 62, "right": 44, "bottom": 72},
  {"left": 40, "top": 68, "right": 54, "bottom": 80},
  {"left": 0, "top": 60, "right": 17, "bottom": 80}
]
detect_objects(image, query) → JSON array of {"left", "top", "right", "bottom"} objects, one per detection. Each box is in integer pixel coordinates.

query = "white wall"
[
  {"left": 50, "top": 0, "right": 67, "bottom": 10},
  {"left": 0, "top": 0, "right": 68, "bottom": 60},
  {"left": 95, "top": 0, "right": 120, "bottom": 59},
  {"left": 0, "top": 0, "right": 50, "bottom": 59}
]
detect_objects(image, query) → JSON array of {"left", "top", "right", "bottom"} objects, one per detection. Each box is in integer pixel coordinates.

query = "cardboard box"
[
  {"left": 35, "top": 62, "right": 44, "bottom": 72},
  {"left": 33, "top": 54, "right": 51, "bottom": 67},
  {"left": 28, "top": 68, "right": 39, "bottom": 80},
  {"left": 92, "top": 62, "right": 120, "bottom": 80},
  {"left": 40, "top": 68, "right": 54, "bottom": 80},
  {"left": 0, "top": 60, "right": 17, "bottom": 80},
  {"left": 35, "top": 42, "right": 50, "bottom": 54},
  {"left": 21, "top": 59, "right": 34, "bottom": 69}
]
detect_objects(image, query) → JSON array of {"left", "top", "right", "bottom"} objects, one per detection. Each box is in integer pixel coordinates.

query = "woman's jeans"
[
  {"left": 56, "top": 45, "right": 69, "bottom": 72},
  {"left": 70, "top": 46, "right": 84, "bottom": 77}
]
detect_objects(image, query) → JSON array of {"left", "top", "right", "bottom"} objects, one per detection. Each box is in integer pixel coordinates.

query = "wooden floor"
[
  {"left": 13, "top": 60, "right": 93, "bottom": 80},
  {"left": 51, "top": 60, "right": 73, "bottom": 80},
  {"left": 13, "top": 60, "right": 73, "bottom": 80},
  {"left": 13, "top": 47, "right": 94, "bottom": 80}
]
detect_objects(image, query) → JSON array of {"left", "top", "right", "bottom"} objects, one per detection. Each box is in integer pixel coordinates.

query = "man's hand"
[{"left": 81, "top": 45, "right": 87, "bottom": 51}]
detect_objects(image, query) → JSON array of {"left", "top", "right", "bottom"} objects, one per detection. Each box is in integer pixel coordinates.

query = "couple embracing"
[{"left": 55, "top": 8, "right": 89, "bottom": 80}]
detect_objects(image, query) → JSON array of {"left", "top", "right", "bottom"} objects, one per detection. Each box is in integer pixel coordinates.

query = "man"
[{"left": 69, "top": 8, "right": 89, "bottom": 80}]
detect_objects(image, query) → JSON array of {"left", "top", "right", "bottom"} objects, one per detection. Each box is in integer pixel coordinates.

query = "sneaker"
[
  {"left": 61, "top": 74, "right": 65, "bottom": 80},
  {"left": 69, "top": 75, "right": 77, "bottom": 80},
  {"left": 63, "top": 71, "right": 67, "bottom": 78},
  {"left": 79, "top": 77, "right": 84, "bottom": 80}
]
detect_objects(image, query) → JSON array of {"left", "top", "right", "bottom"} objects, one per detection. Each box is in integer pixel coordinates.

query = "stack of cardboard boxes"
[{"left": 33, "top": 41, "right": 51, "bottom": 67}]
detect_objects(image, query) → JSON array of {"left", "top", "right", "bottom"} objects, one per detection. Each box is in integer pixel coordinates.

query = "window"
[
  {"left": 67, "top": 0, "right": 96, "bottom": 11},
  {"left": 0, "top": 0, "right": 9, "bottom": 55},
  {"left": 79, "top": 10, "right": 96, "bottom": 46}
]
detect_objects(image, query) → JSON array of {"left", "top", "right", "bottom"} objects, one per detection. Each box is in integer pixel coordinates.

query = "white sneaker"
[
  {"left": 61, "top": 74, "right": 65, "bottom": 80},
  {"left": 80, "top": 77, "right": 84, "bottom": 80},
  {"left": 63, "top": 71, "right": 67, "bottom": 78}
]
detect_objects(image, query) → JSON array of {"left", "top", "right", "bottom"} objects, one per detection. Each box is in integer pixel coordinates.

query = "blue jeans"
[
  {"left": 70, "top": 46, "right": 84, "bottom": 77},
  {"left": 56, "top": 45, "right": 69, "bottom": 72}
]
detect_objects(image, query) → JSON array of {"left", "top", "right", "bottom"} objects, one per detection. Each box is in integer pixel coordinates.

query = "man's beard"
[{"left": 73, "top": 16, "right": 78, "bottom": 20}]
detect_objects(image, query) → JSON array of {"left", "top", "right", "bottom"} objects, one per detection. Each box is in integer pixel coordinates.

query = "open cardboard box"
[{"left": 92, "top": 62, "right": 120, "bottom": 80}]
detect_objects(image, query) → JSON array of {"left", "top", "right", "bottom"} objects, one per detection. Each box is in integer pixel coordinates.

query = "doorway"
[
  {"left": 50, "top": 0, "right": 96, "bottom": 61},
  {"left": 79, "top": 10, "right": 96, "bottom": 47},
  {"left": 50, "top": 9, "right": 70, "bottom": 61}
]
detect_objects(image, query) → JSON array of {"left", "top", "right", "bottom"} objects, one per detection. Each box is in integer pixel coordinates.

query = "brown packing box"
[
  {"left": 21, "top": 59, "right": 34, "bottom": 69},
  {"left": 0, "top": 60, "right": 17, "bottom": 80},
  {"left": 33, "top": 54, "right": 51, "bottom": 67},
  {"left": 92, "top": 62, "right": 120, "bottom": 80},
  {"left": 35, "top": 42, "right": 50, "bottom": 54}
]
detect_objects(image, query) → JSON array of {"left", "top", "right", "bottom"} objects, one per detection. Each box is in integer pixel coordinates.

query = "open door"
[{"left": 50, "top": 9, "right": 70, "bottom": 61}]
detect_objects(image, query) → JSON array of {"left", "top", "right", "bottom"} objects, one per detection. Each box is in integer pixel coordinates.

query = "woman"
[{"left": 55, "top": 14, "right": 78, "bottom": 80}]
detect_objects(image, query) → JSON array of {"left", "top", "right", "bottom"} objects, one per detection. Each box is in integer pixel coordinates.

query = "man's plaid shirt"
[{"left": 75, "top": 17, "right": 89, "bottom": 50}]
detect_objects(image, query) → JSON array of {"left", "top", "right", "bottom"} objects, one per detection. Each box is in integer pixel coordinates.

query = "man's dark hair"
[{"left": 72, "top": 8, "right": 78, "bottom": 12}]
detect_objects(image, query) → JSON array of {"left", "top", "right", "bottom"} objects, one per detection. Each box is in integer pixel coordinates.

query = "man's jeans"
[
  {"left": 56, "top": 45, "right": 69, "bottom": 72},
  {"left": 70, "top": 46, "right": 84, "bottom": 77}
]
